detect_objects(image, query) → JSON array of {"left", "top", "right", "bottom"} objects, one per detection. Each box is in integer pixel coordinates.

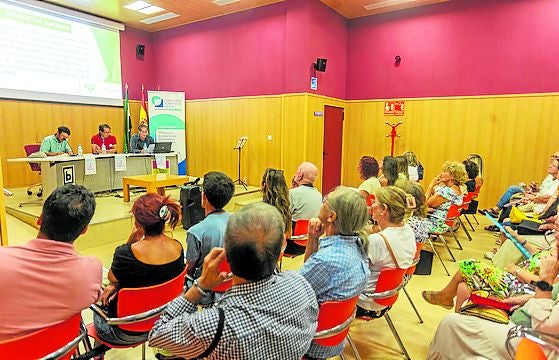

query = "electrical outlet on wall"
[{"left": 267, "top": 135, "right": 272, "bottom": 141}]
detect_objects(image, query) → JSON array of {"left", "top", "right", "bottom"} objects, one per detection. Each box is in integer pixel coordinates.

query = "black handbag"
[{"left": 414, "top": 249, "right": 434, "bottom": 275}]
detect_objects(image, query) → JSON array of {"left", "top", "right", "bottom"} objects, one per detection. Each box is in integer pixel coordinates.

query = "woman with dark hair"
[
  {"left": 261, "top": 168, "right": 292, "bottom": 242},
  {"left": 462, "top": 160, "right": 479, "bottom": 193},
  {"left": 94, "top": 193, "right": 185, "bottom": 345},
  {"left": 379, "top": 156, "right": 399, "bottom": 187},
  {"left": 357, "top": 155, "right": 381, "bottom": 200}
]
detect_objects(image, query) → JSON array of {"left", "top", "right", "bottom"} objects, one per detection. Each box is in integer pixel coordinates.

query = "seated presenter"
[
  {"left": 40, "top": 125, "right": 72, "bottom": 156},
  {"left": 129, "top": 124, "right": 155, "bottom": 153},
  {"left": 91, "top": 124, "right": 117, "bottom": 154}
]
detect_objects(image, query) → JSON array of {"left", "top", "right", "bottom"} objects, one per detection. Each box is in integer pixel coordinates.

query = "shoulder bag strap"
[
  {"left": 379, "top": 232, "right": 401, "bottom": 269},
  {"left": 195, "top": 307, "right": 225, "bottom": 359}
]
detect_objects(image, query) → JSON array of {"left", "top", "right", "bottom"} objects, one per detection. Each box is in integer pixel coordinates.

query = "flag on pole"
[
  {"left": 139, "top": 84, "right": 148, "bottom": 126},
  {"left": 123, "top": 84, "right": 131, "bottom": 153}
]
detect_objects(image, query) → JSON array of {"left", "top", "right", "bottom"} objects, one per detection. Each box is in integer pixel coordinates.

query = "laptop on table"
[{"left": 153, "top": 142, "right": 172, "bottom": 154}]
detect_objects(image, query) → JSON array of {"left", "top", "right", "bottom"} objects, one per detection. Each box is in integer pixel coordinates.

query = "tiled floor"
[{"left": 5, "top": 192, "right": 499, "bottom": 359}]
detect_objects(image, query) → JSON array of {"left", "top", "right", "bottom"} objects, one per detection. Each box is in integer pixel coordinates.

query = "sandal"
[
  {"left": 479, "top": 209, "right": 499, "bottom": 217},
  {"left": 422, "top": 291, "right": 453, "bottom": 310},
  {"left": 484, "top": 225, "right": 499, "bottom": 231}
]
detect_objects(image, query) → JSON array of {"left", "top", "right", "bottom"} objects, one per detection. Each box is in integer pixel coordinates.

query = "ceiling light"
[
  {"left": 213, "top": 0, "right": 241, "bottom": 6},
  {"left": 124, "top": 1, "right": 150, "bottom": 11},
  {"left": 364, "top": 0, "right": 416, "bottom": 10},
  {"left": 140, "top": 12, "right": 179, "bottom": 24},
  {"left": 138, "top": 5, "right": 164, "bottom": 14}
]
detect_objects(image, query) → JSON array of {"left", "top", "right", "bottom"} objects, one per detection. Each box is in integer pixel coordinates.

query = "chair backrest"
[
  {"left": 24, "top": 144, "right": 42, "bottom": 173},
  {"left": 366, "top": 194, "right": 376, "bottom": 207},
  {"left": 314, "top": 296, "right": 359, "bottom": 346},
  {"left": 445, "top": 204, "right": 463, "bottom": 227},
  {"left": 213, "top": 259, "right": 233, "bottom": 293},
  {"left": 292, "top": 219, "right": 310, "bottom": 246},
  {"left": 405, "top": 242, "right": 423, "bottom": 276},
  {"left": 515, "top": 338, "right": 548, "bottom": 360},
  {"left": 117, "top": 268, "right": 186, "bottom": 332},
  {"left": 0, "top": 313, "right": 84, "bottom": 360},
  {"left": 371, "top": 268, "right": 407, "bottom": 307}
]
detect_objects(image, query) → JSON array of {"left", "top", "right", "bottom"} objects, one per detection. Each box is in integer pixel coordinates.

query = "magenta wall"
[
  {"left": 120, "top": 26, "right": 155, "bottom": 100},
  {"left": 346, "top": 0, "right": 559, "bottom": 100}
]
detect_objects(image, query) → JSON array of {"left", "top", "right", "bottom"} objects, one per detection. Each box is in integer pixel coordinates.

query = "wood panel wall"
[
  {"left": 3, "top": 93, "right": 558, "bottom": 209},
  {"left": 343, "top": 93, "right": 559, "bottom": 207},
  {"left": 0, "top": 99, "right": 141, "bottom": 188}
]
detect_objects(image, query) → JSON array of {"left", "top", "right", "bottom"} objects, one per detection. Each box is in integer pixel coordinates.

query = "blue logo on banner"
[{"left": 152, "top": 96, "right": 164, "bottom": 108}]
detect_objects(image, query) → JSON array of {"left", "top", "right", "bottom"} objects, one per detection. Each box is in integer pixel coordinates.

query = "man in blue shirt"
[{"left": 185, "top": 171, "right": 235, "bottom": 305}]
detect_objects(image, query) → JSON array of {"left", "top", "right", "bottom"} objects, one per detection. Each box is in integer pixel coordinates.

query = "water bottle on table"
[
  {"left": 77, "top": 144, "right": 83, "bottom": 156},
  {"left": 143, "top": 142, "right": 148, "bottom": 153},
  {"left": 101, "top": 143, "right": 107, "bottom": 154}
]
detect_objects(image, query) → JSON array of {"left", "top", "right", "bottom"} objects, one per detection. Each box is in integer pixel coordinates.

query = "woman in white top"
[
  {"left": 357, "top": 155, "right": 381, "bottom": 202},
  {"left": 357, "top": 186, "right": 417, "bottom": 316}
]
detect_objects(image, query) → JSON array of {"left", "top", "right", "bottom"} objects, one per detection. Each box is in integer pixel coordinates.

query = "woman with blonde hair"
[
  {"left": 403, "top": 151, "right": 423, "bottom": 182},
  {"left": 357, "top": 186, "right": 417, "bottom": 318},
  {"left": 395, "top": 155, "right": 409, "bottom": 180},
  {"left": 425, "top": 161, "right": 467, "bottom": 233}
]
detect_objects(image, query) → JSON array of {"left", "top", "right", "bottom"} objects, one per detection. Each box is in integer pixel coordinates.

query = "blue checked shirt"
[
  {"left": 299, "top": 234, "right": 370, "bottom": 359},
  {"left": 148, "top": 271, "right": 318, "bottom": 359}
]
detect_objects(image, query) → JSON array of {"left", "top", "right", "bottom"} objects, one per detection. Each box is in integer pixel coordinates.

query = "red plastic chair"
[
  {"left": 291, "top": 219, "right": 310, "bottom": 247},
  {"left": 357, "top": 268, "right": 410, "bottom": 360},
  {"left": 213, "top": 259, "right": 233, "bottom": 293},
  {"left": 401, "top": 242, "right": 424, "bottom": 323},
  {"left": 506, "top": 325, "right": 558, "bottom": 360},
  {"left": 86, "top": 268, "right": 186, "bottom": 358},
  {"left": 0, "top": 313, "right": 86, "bottom": 360},
  {"left": 312, "top": 296, "right": 360, "bottom": 359}
]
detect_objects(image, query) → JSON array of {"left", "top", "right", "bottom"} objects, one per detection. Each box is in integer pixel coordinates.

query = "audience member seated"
[
  {"left": 480, "top": 152, "right": 559, "bottom": 219},
  {"left": 94, "top": 193, "right": 185, "bottom": 345},
  {"left": 299, "top": 186, "right": 371, "bottom": 359},
  {"left": 357, "top": 186, "right": 416, "bottom": 318},
  {"left": 397, "top": 179, "right": 431, "bottom": 243},
  {"left": 357, "top": 155, "right": 381, "bottom": 201},
  {"left": 395, "top": 155, "right": 410, "bottom": 180},
  {"left": 91, "top": 123, "right": 117, "bottom": 154},
  {"left": 149, "top": 203, "right": 319, "bottom": 359},
  {"left": 39, "top": 125, "right": 73, "bottom": 156},
  {"left": 262, "top": 168, "right": 292, "bottom": 240},
  {"left": 379, "top": 156, "right": 398, "bottom": 187},
  {"left": 462, "top": 160, "right": 480, "bottom": 193},
  {"left": 425, "top": 161, "right": 466, "bottom": 233},
  {"left": 288, "top": 162, "right": 322, "bottom": 255},
  {"left": 0, "top": 184, "right": 102, "bottom": 340},
  {"left": 403, "top": 151, "right": 423, "bottom": 182},
  {"left": 185, "top": 171, "right": 234, "bottom": 306},
  {"left": 426, "top": 232, "right": 559, "bottom": 359},
  {"left": 129, "top": 124, "right": 155, "bottom": 153}
]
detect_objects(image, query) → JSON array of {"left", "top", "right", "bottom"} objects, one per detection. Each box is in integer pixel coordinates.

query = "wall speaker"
[
  {"left": 136, "top": 44, "right": 145, "bottom": 56},
  {"left": 314, "top": 58, "right": 327, "bottom": 72}
]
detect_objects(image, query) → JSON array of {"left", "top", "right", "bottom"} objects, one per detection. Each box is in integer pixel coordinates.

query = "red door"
[{"left": 322, "top": 105, "right": 344, "bottom": 195}]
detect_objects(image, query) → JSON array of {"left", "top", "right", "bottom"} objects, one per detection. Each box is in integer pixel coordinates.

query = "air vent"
[{"left": 213, "top": 0, "right": 241, "bottom": 6}]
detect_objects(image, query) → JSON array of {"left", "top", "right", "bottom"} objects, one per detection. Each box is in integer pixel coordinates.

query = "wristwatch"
[
  {"left": 193, "top": 279, "right": 209, "bottom": 296},
  {"left": 531, "top": 280, "right": 553, "bottom": 292}
]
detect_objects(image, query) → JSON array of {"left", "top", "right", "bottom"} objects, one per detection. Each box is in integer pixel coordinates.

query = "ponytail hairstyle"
[
  {"left": 131, "top": 193, "right": 181, "bottom": 236},
  {"left": 325, "top": 186, "right": 369, "bottom": 254},
  {"left": 395, "top": 178, "right": 427, "bottom": 218}
]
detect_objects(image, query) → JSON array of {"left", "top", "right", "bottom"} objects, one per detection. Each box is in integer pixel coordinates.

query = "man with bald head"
[{"left": 149, "top": 202, "right": 318, "bottom": 359}]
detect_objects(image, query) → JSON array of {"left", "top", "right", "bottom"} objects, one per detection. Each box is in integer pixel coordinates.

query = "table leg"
[{"left": 123, "top": 181, "right": 131, "bottom": 202}]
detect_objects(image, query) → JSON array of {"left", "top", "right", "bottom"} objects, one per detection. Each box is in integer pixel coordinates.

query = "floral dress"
[
  {"left": 427, "top": 185, "right": 463, "bottom": 233},
  {"left": 458, "top": 250, "right": 551, "bottom": 299}
]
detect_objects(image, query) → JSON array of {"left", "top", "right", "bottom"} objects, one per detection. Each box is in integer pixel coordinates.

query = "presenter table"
[
  {"left": 122, "top": 174, "right": 193, "bottom": 202},
  {"left": 7, "top": 153, "right": 179, "bottom": 197}
]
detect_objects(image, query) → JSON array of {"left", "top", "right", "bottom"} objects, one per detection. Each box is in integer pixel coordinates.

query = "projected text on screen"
[{"left": 0, "top": 1, "right": 123, "bottom": 106}]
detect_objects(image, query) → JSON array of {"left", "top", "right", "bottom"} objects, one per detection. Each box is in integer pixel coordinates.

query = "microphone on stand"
[{"left": 186, "top": 177, "right": 201, "bottom": 186}]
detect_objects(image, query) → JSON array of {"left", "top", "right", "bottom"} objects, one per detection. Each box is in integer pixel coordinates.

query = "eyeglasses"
[{"left": 322, "top": 196, "right": 332, "bottom": 211}]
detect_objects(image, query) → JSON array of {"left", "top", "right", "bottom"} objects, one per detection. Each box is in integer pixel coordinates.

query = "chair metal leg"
[
  {"left": 459, "top": 218, "right": 472, "bottom": 241},
  {"left": 473, "top": 214, "right": 480, "bottom": 225},
  {"left": 428, "top": 238, "right": 450, "bottom": 276},
  {"left": 385, "top": 314, "right": 411, "bottom": 360},
  {"left": 403, "top": 285, "right": 423, "bottom": 323},
  {"left": 438, "top": 235, "right": 456, "bottom": 262},
  {"left": 464, "top": 214, "right": 475, "bottom": 232},
  {"left": 142, "top": 343, "right": 146, "bottom": 360},
  {"left": 450, "top": 230, "right": 463, "bottom": 250},
  {"left": 346, "top": 334, "right": 362, "bottom": 360}
]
